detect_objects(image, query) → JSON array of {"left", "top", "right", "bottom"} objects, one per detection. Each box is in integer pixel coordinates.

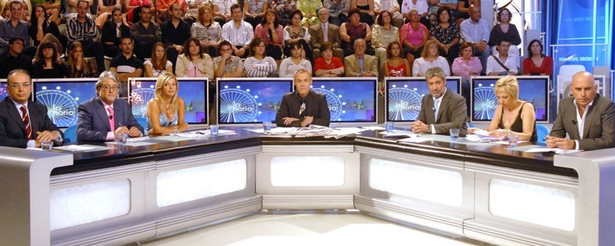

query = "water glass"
[
  {"left": 263, "top": 121, "right": 272, "bottom": 133},
  {"left": 385, "top": 122, "right": 394, "bottom": 133},
  {"left": 41, "top": 140, "right": 53, "bottom": 151},
  {"left": 508, "top": 134, "right": 520, "bottom": 148},
  {"left": 449, "top": 128, "right": 460, "bottom": 141},
  {"left": 115, "top": 133, "right": 128, "bottom": 146},
  {"left": 210, "top": 125, "right": 219, "bottom": 136}
]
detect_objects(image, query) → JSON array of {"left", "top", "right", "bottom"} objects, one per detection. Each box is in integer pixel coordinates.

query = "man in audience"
[
  {"left": 460, "top": 6, "right": 490, "bottom": 74},
  {"left": 109, "top": 37, "right": 143, "bottom": 97},
  {"left": 66, "top": 0, "right": 106, "bottom": 73},
  {"left": 0, "top": 69, "right": 63, "bottom": 148},
  {"left": 77, "top": 71, "right": 143, "bottom": 144},
  {"left": 0, "top": 37, "right": 32, "bottom": 77},
  {"left": 411, "top": 67, "right": 467, "bottom": 136},
  {"left": 322, "top": 0, "right": 349, "bottom": 26},
  {"left": 213, "top": 40, "right": 244, "bottom": 78},
  {"left": 344, "top": 38, "right": 378, "bottom": 77},
  {"left": 161, "top": 3, "right": 190, "bottom": 72},
  {"left": 276, "top": 68, "right": 330, "bottom": 127},
  {"left": 310, "top": 8, "right": 344, "bottom": 61},
  {"left": 212, "top": 0, "right": 235, "bottom": 26},
  {"left": 546, "top": 72, "right": 615, "bottom": 151},
  {"left": 0, "top": 0, "right": 35, "bottom": 57},
  {"left": 130, "top": 5, "right": 162, "bottom": 60},
  {"left": 156, "top": 0, "right": 187, "bottom": 24},
  {"left": 486, "top": 38, "right": 519, "bottom": 76},
  {"left": 221, "top": 3, "right": 253, "bottom": 58}
]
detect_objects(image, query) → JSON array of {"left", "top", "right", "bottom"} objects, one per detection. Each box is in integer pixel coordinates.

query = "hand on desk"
[
  {"left": 301, "top": 116, "right": 313, "bottom": 127},
  {"left": 489, "top": 129, "right": 509, "bottom": 138},
  {"left": 411, "top": 120, "right": 429, "bottom": 133},
  {"left": 282, "top": 117, "right": 299, "bottom": 126},
  {"left": 35, "top": 130, "right": 61, "bottom": 147},
  {"left": 545, "top": 136, "right": 575, "bottom": 150}
]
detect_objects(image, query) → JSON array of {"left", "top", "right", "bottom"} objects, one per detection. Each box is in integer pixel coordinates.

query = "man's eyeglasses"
[
  {"left": 7, "top": 83, "right": 31, "bottom": 89},
  {"left": 102, "top": 85, "right": 120, "bottom": 91}
]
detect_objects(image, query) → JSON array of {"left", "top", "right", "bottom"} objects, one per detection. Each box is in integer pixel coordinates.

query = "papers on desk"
[
  {"left": 362, "top": 125, "right": 385, "bottom": 130},
  {"left": 54, "top": 145, "right": 114, "bottom": 152},
  {"left": 397, "top": 135, "right": 432, "bottom": 143},
  {"left": 261, "top": 125, "right": 367, "bottom": 138},
  {"left": 525, "top": 147, "right": 582, "bottom": 154},
  {"left": 127, "top": 136, "right": 149, "bottom": 142},
  {"left": 466, "top": 130, "right": 505, "bottom": 142}
]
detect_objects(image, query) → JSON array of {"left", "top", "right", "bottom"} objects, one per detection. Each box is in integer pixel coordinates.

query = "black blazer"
[
  {"left": 101, "top": 21, "right": 131, "bottom": 46},
  {"left": 0, "top": 97, "right": 63, "bottom": 148},
  {"left": 275, "top": 90, "right": 330, "bottom": 127}
]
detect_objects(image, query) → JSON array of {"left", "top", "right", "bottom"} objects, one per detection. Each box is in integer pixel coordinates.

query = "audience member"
[
  {"left": 175, "top": 37, "right": 214, "bottom": 79},
  {"left": 340, "top": 8, "right": 373, "bottom": 57},
  {"left": 126, "top": 0, "right": 152, "bottom": 24},
  {"left": 523, "top": 39, "right": 553, "bottom": 76},
  {"left": 213, "top": 40, "right": 244, "bottom": 78},
  {"left": 272, "top": 0, "right": 295, "bottom": 26},
  {"left": 31, "top": 42, "right": 70, "bottom": 78},
  {"left": 192, "top": 4, "right": 222, "bottom": 57},
  {"left": 459, "top": 6, "right": 490, "bottom": 74},
  {"left": 279, "top": 42, "right": 312, "bottom": 77},
  {"left": 400, "top": 9, "right": 428, "bottom": 65},
  {"left": 283, "top": 10, "right": 312, "bottom": 62},
  {"left": 411, "top": 67, "right": 467, "bottom": 136},
  {"left": 344, "top": 38, "right": 378, "bottom": 77},
  {"left": 77, "top": 71, "right": 144, "bottom": 143},
  {"left": 28, "top": 4, "right": 65, "bottom": 48},
  {"left": 451, "top": 41, "right": 481, "bottom": 106},
  {"left": 486, "top": 38, "right": 518, "bottom": 76},
  {"left": 66, "top": 0, "right": 106, "bottom": 73},
  {"left": 375, "top": 0, "right": 403, "bottom": 28},
  {"left": 383, "top": 41, "right": 411, "bottom": 77},
  {"left": 212, "top": 0, "right": 234, "bottom": 26},
  {"left": 412, "top": 40, "right": 450, "bottom": 76},
  {"left": 313, "top": 41, "right": 344, "bottom": 77},
  {"left": 276, "top": 68, "right": 330, "bottom": 127},
  {"left": 156, "top": 0, "right": 186, "bottom": 24},
  {"left": 109, "top": 37, "right": 144, "bottom": 97},
  {"left": 456, "top": 0, "right": 478, "bottom": 27},
  {"left": 488, "top": 8, "right": 520, "bottom": 57},
  {"left": 322, "top": 0, "right": 349, "bottom": 26},
  {"left": 162, "top": 3, "right": 191, "bottom": 70},
  {"left": 351, "top": 0, "right": 374, "bottom": 26},
  {"left": 429, "top": 6, "right": 459, "bottom": 64},
  {"left": 310, "top": 8, "right": 343, "bottom": 60},
  {"left": 130, "top": 5, "right": 161, "bottom": 60},
  {"left": 243, "top": 0, "right": 268, "bottom": 29},
  {"left": 0, "top": 37, "right": 32, "bottom": 77},
  {"left": 35, "top": 0, "right": 61, "bottom": 25},
  {"left": 221, "top": 3, "right": 254, "bottom": 58},
  {"left": 401, "top": 0, "right": 428, "bottom": 24},
  {"left": 254, "top": 9, "right": 284, "bottom": 65},
  {"left": 146, "top": 72, "right": 188, "bottom": 135},
  {"left": 67, "top": 41, "right": 99, "bottom": 78},
  {"left": 94, "top": 0, "right": 123, "bottom": 29},
  {"left": 101, "top": 6, "right": 130, "bottom": 58},
  {"left": 372, "top": 10, "right": 400, "bottom": 73},
  {"left": 296, "top": 0, "right": 320, "bottom": 27},
  {"left": 0, "top": 0, "right": 35, "bottom": 57},
  {"left": 244, "top": 37, "right": 277, "bottom": 77},
  {"left": 67, "top": 0, "right": 94, "bottom": 16},
  {"left": 144, "top": 42, "right": 173, "bottom": 77}
]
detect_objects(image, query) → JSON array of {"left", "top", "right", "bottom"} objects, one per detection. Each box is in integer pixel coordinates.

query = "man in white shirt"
[
  {"left": 212, "top": 0, "right": 235, "bottom": 26},
  {"left": 486, "top": 39, "right": 518, "bottom": 76},
  {"left": 221, "top": 3, "right": 253, "bottom": 58},
  {"left": 460, "top": 6, "right": 490, "bottom": 74},
  {"left": 376, "top": 0, "right": 403, "bottom": 28}
]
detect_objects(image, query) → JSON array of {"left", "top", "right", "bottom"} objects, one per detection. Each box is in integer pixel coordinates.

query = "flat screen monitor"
[
  {"left": 385, "top": 77, "right": 462, "bottom": 122},
  {"left": 471, "top": 76, "right": 549, "bottom": 122},
  {"left": 128, "top": 77, "right": 209, "bottom": 124},
  {"left": 0, "top": 79, "right": 7, "bottom": 101},
  {"left": 33, "top": 78, "right": 98, "bottom": 128},
  {"left": 311, "top": 77, "right": 378, "bottom": 124},
  {"left": 217, "top": 78, "right": 293, "bottom": 124}
]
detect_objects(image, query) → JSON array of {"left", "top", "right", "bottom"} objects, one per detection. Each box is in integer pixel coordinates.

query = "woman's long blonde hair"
[{"left": 155, "top": 72, "right": 179, "bottom": 114}]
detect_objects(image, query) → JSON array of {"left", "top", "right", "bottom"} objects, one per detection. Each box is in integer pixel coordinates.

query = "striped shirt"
[
  {"left": 244, "top": 56, "right": 276, "bottom": 77},
  {"left": 221, "top": 20, "right": 254, "bottom": 47},
  {"left": 66, "top": 13, "right": 97, "bottom": 42}
]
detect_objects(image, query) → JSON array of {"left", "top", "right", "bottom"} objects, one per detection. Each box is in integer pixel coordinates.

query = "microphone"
[
  {"left": 109, "top": 115, "right": 113, "bottom": 120},
  {"left": 432, "top": 107, "right": 435, "bottom": 111},
  {"left": 572, "top": 120, "right": 577, "bottom": 125}
]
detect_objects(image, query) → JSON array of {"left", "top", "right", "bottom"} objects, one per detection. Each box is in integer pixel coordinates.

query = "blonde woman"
[{"left": 146, "top": 72, "right": 188, "bottom": 135}]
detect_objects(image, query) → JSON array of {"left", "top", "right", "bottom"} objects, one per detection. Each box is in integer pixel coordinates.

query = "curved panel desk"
[{"left": 1, "top": 128, "right": 613, "bottom": 246}]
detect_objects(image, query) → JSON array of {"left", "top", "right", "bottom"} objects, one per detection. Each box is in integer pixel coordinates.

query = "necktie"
[
  {"left": 323, "top": 23, "right": 328, "bottom": 42},
  {"left": 107, "top": 106, "right": 115, "bottom": 132},
  {"left": 299, "top": 100, "right": 306, "bottom": 117},
  {"left": 358, "top": 57, "right": 365, "bottom": 73},
  {"left": 434, "top": 99, "right": 440, "bottom": 122},
  {"left": 20, "top": 105, "right": 32, "bottom": 139}
]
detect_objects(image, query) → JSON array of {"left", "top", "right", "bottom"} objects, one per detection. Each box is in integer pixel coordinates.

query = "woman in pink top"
[
  {"left": 451, "top": 42, "right": 482, "bottom": 112},
  {"left": 255, "top": 10, "right": 285, "bottom": 66},
  {"left": 400, "top": 9, "right": 428, "bottom": 66}
]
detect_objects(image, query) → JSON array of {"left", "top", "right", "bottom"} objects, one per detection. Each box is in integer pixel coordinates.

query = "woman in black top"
[
  {"left": 101, "top": 7, "right": 131, "bottom": 58},
  {"left": 32, "top": 42, "right": 71, "bottom": 79},
  {"left": 28, "top": 4, "right": 65, "bottom": 50}
]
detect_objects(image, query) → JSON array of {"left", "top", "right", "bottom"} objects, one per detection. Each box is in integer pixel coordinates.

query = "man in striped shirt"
[
  {"left": 66, "top": 0, "right": 106, "bottom": 73},
  {"left": 221, "top": 3, "right": 253, "bottom": 58}
]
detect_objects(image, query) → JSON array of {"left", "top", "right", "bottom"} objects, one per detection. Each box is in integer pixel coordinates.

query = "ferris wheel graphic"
[
  {"left": 473, "top": 84, "right": 497, "bottom": 120},
  {"left": 0, "top": 87, "right": 8, "bottom": 99},
  {"left": 219, "top": 86, "right": 259, "bottom": 123},
  {"left": 312, "top": 86, "right": 343, "bottom": 121},
  {"left": 130, "top": 87, "right": 156, "bottom": 118},
  {"left": 36, "top": 87, "right": 79, "bottom": 127},
  {"left": 387, "top": 85, "right": 422, "bottom": 121}
]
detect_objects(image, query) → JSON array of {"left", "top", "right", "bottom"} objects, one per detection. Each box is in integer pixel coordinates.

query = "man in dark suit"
[
  {"left": 77, "top": 71, "right": 144, "bottom": 144},
  {"left": 0, "top": 69, "right": 63, "bottom": 148},
  {"left": 546, "top": 72, "right": 615, "bottom": 151},
  {"left": 276, "top": 68, "right": 330, "bottom": 127},
  {"left": 412, "top": 67, "right": 468, "bottom": 136},
  {"left": 310, "top": 8, "right": 344, "bottom": 61}
]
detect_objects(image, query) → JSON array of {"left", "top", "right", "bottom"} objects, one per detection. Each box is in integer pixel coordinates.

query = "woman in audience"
[
  {"left": 145, "top": 42, "right": 173, "bottom": 77},
  {"left": 296, "top": 0, "right": 321, "bottom": 27},
  {"left": 314, "top": 42, "right": 345, "bottom": 77},
  {"left": 412, "top": 40, "right": 449, "bottom": 76},
  {"left": 95, "top": 0, "right": 124, "bottom": 29},
  {"left": 254, "top": 10, "right": 284, "bottom": 66},
  {"left": 383, "top": 41, "right": 411, "bottom": 77},
  {"left": 28, "top": 4, "right": 64, "bottom": 48},
  {"left": 191, "top": 4, "right": 222, "bottom": 57},
  {"left": 400, "top": 9, "right": 429, "bottom": 66},
  {"left": 340, "top": 8, "right": 372, "bottom": 57},
  {"left": 67, "top": 41, "right": 99, "bottom": 78},
  {"left": 468, "top": 76, "right": 537, "bottom": 141},
  {"left": 244, "top": 0, "right": 269, "bottom": 29},
  {"left": 147, "top": 72, "right": 188, "bottom": 135},
  {"left": 244, "top": 37, "right": 278, "bottom": 77},
  {"left": 523, "top": 39, "right": 553, "bottom": 76},
  {"left": 451, "top": 42, "right": 482, "bottom": 79},
  {"left": 488, "top": 8, "right": 521, "bottom": 56},
  {"left": 32, "top": 42, "right": 70, "bottom": 78},
  {"left": 283, "top": 9, "right": 312, "bottom": 62},
  {"left": 350, "top": 0, "right": 374, "bottom": 26},
  {"left": 101, "top": 6, "right": 131, "bottom": 58},
  {"left": 279, "top": 42, "right": 312, "bottom": 77},
  {"left": 372, "top": 10, "right": 400, "bottom": 72},
  {"left": 175, "top": 38, "right": 215, "bottom": 79},
  {"left": 429, "top": 6, "right": 459, "bottom": 65}
]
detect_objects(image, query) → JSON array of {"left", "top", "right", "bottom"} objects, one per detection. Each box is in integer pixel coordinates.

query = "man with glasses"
[
  {"left": 77, "top": 71, "right": 143, "bottom": 144},
  {"left": 0, "top": 69, "right": 63, "bottom": 148}
]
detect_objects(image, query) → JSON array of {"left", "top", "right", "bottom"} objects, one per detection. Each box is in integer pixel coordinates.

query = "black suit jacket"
[
  {"left": 0, "top": 97, "right": 63, "bottom": 148},
  {"left": 550, "top": 94, "right": 615, "bottom": 150},
  {"left": 275, "top": 91, "right": 330, "bottom": 127},
  {"left": 417, "top": 88, "right": 468, "bottom": 136},
  {"left": 77, "top": 97, "right": 143, "bottom": 144}
]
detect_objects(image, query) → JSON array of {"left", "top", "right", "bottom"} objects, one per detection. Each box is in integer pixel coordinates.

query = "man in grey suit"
[
  {"left": 77, "top": 71, "right": 144, "bottom": 144},
  {"left": 412, "top": 67, "right": 468, "bottom": 136},
  {"left": 546, "top": 71, "right": 615, "bottom": 151},
  {"left": 310, "top": 8, "right": 344, "bottom": 61},
  {"left": 344, "top": 38, "right": 379, "bottom": 77}
]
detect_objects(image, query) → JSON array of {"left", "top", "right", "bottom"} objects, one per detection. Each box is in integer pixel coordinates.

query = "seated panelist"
[
  {"left": 411, "top": 67, "right": 468, "bottom": 136},
  {"left": 468, "top": 76, "right": 537, "bottom": 141},
  {"left": 146, "top": 72, "right": 188, "bottom": 135},
  {"left": 0, "top": 69, "right": 63, "bottom": 148},
  {"left": 77, "top": 71, "right": 144, "bottom": 144},
  {"left": 276, "top": 68, "right": 330, "bottom": 127}
]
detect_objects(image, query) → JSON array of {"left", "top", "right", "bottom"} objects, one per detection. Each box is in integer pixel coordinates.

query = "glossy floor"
[{"left": 139, "top": 211, "right": 488, "bottom": 246}]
